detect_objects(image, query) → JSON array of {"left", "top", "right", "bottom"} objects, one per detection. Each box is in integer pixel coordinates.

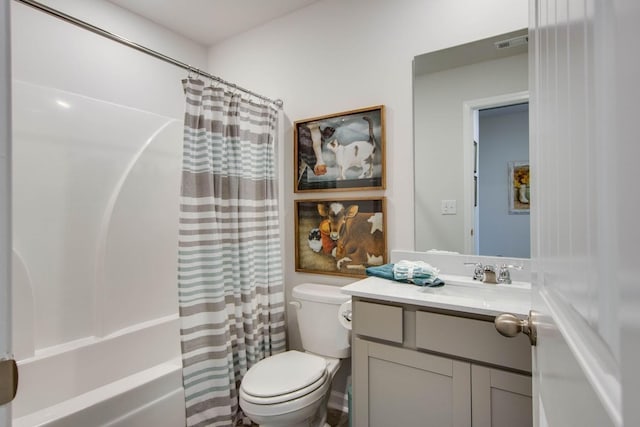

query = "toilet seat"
[
  {"left": 239, "top": 373, "right": 330, "bottom": 420},
  {"left": 240, "top": 351, "right": 328, "bottom": 405}
]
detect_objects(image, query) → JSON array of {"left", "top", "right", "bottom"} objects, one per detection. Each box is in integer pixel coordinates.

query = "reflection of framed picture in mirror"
[
  {"left": 294, "top": 105, "right": 385, "bottom": 192},
  {"left": 509, "top": 161, "right": 530, "bottom": 214},
  {"left": 295, "top": 197, "right": 387, "bottom": 277}
]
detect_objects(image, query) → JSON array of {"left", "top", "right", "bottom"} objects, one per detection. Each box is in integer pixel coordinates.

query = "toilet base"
[
  {"left": 242, "top": 382, "right": 333, "bottom": 427},
  {"left": 243, "top": 402, "right": 328, "bottom": 427}
]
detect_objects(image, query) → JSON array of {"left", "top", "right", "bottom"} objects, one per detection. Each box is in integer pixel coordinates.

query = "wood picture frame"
[
  {"left": 295, "top": 197, "right": 387, "bottom": 277},
  {"left": 294, "top": 105, "right": 386, "bottom": 192},
  {"left": 508, "top": 161, "right": 530, "bottom": 214}
]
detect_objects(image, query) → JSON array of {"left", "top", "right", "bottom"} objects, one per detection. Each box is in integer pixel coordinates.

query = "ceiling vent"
[{"left": 494, "top": 35, "right": 529, "bottom": 50}]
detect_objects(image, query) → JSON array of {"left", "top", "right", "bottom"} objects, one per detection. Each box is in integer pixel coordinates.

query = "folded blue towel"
[{"left": 365, "top": 262, "right": 444, "bottom": 287}]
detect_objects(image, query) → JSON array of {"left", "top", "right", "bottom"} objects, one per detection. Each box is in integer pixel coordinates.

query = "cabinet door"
[
  {"left": 353, "top": 337, "right": 471, "bottom": 427},
  {"left": 471, "top": 365, "right": 532, "bottom": 427}
]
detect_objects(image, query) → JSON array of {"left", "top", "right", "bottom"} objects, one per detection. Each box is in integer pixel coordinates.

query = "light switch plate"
[{"left": 441, "top": 199, "right": 457, "bottom": 215}]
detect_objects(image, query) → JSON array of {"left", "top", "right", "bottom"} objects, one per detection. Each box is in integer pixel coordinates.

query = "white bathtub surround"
[
  {"left": 178, "top": 79, "right": 285, "bottom": 426},
  {"left": 13, "top": 363, "right": 184, "bottom": 427},
  {"left": 12, "top": 315, "right": 184, "bottom": 427}
]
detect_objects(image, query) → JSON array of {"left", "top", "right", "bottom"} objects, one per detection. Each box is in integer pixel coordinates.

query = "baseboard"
[{"left": 328, "top": 390, "right": 349, "bottom": 413}]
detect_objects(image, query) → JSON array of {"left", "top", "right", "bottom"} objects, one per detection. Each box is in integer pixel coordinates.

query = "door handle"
[
  {"left": 494, "top": 310, "right": 539, "bottom": 346},
  {"left": 0, "top": 358, "right": 18, "bottom": 405}
]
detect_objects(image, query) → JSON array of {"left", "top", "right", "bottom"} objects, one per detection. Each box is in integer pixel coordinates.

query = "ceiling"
[
  {"left": 107, "top": 0, "right": 321, "bottom": 46},
  {"left": 414, "top": 28, "right": 528, "bottom": 76}
]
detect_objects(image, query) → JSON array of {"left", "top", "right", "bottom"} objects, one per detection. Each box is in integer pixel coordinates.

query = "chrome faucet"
[
  {"left": 482, "top": 265, "right": 497, "bottom": 284},
  {"left": 466, "top": 262, "right": 523, "bottom": 284}
]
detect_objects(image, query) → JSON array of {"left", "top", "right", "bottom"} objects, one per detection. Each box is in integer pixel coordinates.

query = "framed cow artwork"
[
  {"left": 294, "top": 197, "right": 387, "bottom": 277},
  {"left": 294, "top": 105, "right": 386, "bottom": 192}
]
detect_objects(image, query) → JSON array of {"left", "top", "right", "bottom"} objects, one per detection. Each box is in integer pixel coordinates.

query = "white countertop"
[{"left": 341, "top": 274, "right": 531, "bottom": 318}]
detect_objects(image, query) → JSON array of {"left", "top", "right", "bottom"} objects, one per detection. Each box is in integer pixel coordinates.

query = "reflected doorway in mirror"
[{"left": 462, "top": 93, "right": 530, "bottom": 258}]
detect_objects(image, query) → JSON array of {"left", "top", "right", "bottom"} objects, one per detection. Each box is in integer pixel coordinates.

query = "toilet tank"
[{"left": 292, "top": 283, "right": 351, "bottom": 359}]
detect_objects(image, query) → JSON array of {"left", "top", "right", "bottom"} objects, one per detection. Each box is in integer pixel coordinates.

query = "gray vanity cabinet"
[
  {"left": 351, "top": 298, "right": 532, "bottom": 427},
  {"left": 471, "top": 365, "right": 532, "bottom": 427},
  {"left": 353, "top": 337, "right": 471, "bottom": 427}
]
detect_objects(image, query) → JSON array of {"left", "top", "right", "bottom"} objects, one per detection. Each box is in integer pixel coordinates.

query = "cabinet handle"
[{"left": 494, "top": 310, "right": 539, "bottom": 346}]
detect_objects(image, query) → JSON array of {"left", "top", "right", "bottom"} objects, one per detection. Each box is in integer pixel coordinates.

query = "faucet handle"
[
  {"left": 464, "top": 262, "right": 484, "bottom": 281},
  {"left": 497, "top": 264, "right": 522, "bottom": 284}
]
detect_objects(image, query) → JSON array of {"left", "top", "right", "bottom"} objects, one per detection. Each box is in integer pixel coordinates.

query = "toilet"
[{"left": 239, "top": 283, "right": 351, "bottom": 427}]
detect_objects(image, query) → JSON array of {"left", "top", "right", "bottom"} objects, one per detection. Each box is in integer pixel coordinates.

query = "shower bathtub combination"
[
  {"left": 8, "top": 0, "right": 284, "bottom": 425},
  {"left": 10, "top": 10, "right": 188, "bottom": 420}
]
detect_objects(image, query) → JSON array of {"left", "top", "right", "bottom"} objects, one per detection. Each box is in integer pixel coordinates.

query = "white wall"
[
  {"left": 12, "top": 0, "right": 207, "bottom": 118},
  {"left": 11, "top": 0, "right": 207, "bottom": 356},
  {"left": 205, "top": 0, "right": 528, "bottom": 348},
  {"left": 23, "top": 0, "right": 208, "bottom": 72}
]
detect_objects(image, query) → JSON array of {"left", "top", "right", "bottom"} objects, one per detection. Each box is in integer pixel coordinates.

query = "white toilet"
[{"left": 239, "top": 283, "right": 351, "bottom": 427}]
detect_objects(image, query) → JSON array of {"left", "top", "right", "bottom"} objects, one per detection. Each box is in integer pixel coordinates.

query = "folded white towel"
[{"left": 393, "top": 260, "right": 439, "bottom": 282}]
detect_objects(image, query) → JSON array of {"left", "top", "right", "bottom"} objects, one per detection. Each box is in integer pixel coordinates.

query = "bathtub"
[{"left": 12, "top": 315, "right": 186, "bottom": 427}]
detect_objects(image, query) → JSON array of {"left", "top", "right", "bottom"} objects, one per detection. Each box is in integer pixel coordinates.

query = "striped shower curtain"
[{"left": 178, "top": 78, "right": 286, "bottom": 427}]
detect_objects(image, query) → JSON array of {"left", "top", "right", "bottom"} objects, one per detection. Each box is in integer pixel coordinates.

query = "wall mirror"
[{"left": 413, "top": 29, "right": 530, "bottom": 258}]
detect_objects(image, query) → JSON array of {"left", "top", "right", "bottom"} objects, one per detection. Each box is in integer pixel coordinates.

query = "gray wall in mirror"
[{"left": 413, "top": 29, "right": 529, "bottom": 257}]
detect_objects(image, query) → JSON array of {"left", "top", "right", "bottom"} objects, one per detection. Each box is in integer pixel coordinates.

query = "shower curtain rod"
[{"left": 14, "top": 0, "right": 284, "bottom": 108}]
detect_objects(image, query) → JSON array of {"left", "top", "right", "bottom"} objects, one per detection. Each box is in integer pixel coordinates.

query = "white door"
[
  {"left": 0, "top": 0, "right": 15, "bottom": 425},
  {"left": 526, "top": 0, "right": 640, "bottom": 426}
]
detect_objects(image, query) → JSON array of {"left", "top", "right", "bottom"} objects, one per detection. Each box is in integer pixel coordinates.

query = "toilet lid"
[{"left": 241, "top": 351, "right": 327, "bottom": 398}]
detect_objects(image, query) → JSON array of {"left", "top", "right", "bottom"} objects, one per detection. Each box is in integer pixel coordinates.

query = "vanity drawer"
[
  {"left": 415, "top": 310, "right": 531, "bottom": 373},
  {"left": 353, "top": 300, "right": 403, "bottom": 344}
]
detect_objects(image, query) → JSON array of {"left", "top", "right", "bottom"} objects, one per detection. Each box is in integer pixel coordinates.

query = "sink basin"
[{"left": 418, "top": 274, "right": 531, "bottom": 313}]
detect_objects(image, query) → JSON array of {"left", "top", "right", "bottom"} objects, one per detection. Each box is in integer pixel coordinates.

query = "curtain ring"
[
  {"left": 187, "top": 67, "right": 200, "bottom": 82},
  {"left": 229, "top": 83, "right": 240, "bottom": 97}
]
